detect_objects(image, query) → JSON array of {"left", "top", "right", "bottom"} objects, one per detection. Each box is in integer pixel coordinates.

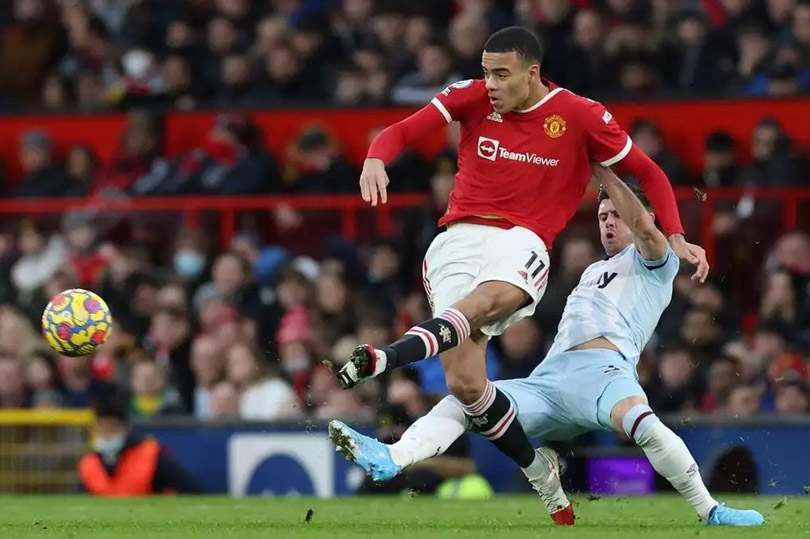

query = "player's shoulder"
[
  {"left": 438, "top": 79, "right": 487, "bottom": 100},
  {"left": 630, "top": 245, "right": 680, "bottom": 276},
  {"left": 553, "top": 87, "right": 610, "bottom": 118}
]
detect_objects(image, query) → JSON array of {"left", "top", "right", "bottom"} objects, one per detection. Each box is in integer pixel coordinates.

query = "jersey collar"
[{"left": 514, "top": 78, "right": 563, "bottom": 114}]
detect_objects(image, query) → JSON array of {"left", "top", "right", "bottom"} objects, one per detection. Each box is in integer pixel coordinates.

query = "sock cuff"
[
  {"left": 479, "top": 402, "right": 516, "bottom": 440},
  {"left": 462, "top": 380, "right": 495, "bottom": 416},
  {"left": 621, "top": 403, "right": 659, "bottom": 441},
  {"left": 438, "top": 308, "right": 471, "bottom": 342}
]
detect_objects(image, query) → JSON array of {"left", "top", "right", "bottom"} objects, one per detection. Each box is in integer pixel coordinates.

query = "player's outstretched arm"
[
  {"left": 592, "top": 164, "right": 668, "bottom": 261},
  {"left": 362, "top": 104, "right": 448, "bottom": 206},
  {"left": 614, "top": 146, "right": 709, "bottom": 282}
]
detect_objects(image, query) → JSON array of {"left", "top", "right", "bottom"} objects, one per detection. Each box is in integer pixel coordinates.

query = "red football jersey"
[{"left": 431, "top": 79, "right": 632, "bottom": 247}]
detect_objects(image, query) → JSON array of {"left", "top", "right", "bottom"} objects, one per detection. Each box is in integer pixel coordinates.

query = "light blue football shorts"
[{"left": 493, "top": 348, "right": 647, "bottom": 441}]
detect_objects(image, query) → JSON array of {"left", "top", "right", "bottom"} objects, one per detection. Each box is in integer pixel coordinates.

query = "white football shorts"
[{"left": 422, "top": 222, "right": 550, "bottom": 337}]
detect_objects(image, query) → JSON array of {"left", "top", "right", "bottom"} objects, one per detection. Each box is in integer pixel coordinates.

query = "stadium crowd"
[
  {"left": 1, "top": 0, "right": 810, "bottom": 113},
  {"left": 0, "top": 0, "right": 807, "bottom": 438},
  {"left": 0, "top": 149, "right": 807, "bottom": 425}
]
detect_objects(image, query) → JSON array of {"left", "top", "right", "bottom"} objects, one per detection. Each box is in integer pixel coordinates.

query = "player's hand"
[
  {"left": 359, "top": 158, "right": 389, "bottom": 206},
  {"left": 669, "top": 234, "right": 709, "bottom": 283}
]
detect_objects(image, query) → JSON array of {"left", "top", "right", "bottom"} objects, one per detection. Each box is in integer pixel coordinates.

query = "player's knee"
[
  {"left": 618, "top": 402, "right": 660, "bottom": 445},
  {"left": 456, "top": 283, "right": 525, "bottom": 327},
  {"left": 446, "top": 372, "right": 487, "bottom": 406},
  {"left": 610, "top": 396, "right": 648, "bottom": 432}
]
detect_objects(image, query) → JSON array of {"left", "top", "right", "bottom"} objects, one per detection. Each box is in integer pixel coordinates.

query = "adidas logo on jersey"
[
  {"left": 477, "top": 136, "right": 560, "bottom": 167},
  {"left": 487, "top": 111, "right": 502, "bottom": 123}
]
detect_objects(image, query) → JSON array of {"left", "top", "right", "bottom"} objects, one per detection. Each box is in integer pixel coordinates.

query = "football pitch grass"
[{"left": 0, "top": 495, "right": 806, "bottom": 538}]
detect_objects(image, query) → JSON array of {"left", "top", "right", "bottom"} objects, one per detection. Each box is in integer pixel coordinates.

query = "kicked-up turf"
[{"left": 0, "top": 494, "right": 803, "bottom": 538}]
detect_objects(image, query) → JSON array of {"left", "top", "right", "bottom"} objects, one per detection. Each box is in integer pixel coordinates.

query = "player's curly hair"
[{"left": 597, "top": 181, "right": 653, "bottom": 211}]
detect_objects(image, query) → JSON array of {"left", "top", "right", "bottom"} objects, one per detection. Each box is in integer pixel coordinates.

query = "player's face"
[
  {"left": 598, "top": 199, "right": 634, "bottom": 256},
  {"left": 481, "top": 51, "right": 538, "bottom": 113}
]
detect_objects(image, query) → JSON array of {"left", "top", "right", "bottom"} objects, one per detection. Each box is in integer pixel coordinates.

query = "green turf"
[{"left": 0, "top": 495, "right": 803, "bottom": 538}]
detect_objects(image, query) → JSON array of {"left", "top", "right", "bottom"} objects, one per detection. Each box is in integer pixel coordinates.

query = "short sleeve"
[
  {"left": 632, "top": 245, "right": 680, "bottom": 284},
  {"left": 431, "top": 79, "right": 487, "bottom": 124},
  {"left": 584, "top": 100, "right": 633, "bottom": 166}
]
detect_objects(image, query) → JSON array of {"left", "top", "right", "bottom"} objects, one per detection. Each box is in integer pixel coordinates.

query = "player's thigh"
[
  {"left": 440, "top": 330, "right": 489, "bottom": 404},
  {"left": 423, "top": 226, "right": 484, "bottom": 315},
  {"left": 494, "top": 377, "right": 564, "bottom": 440},
  {"left": 473, "top": 226, "right": 550, "bottom": 336},
  {"left": 596, "top": 379, "right": 649, "bottom": 433},
  {"left": 549, "top": 349, "right": 643, "bottom": 432}
]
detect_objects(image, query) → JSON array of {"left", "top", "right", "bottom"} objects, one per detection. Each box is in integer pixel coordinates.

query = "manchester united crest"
[{"left": 543, "top": 115, "right": 567, "bottom": 138}]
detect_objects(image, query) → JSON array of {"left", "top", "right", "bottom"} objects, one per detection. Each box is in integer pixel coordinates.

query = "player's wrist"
[{"left": 667, "top": 233, "right": 685, "bottom": 245}]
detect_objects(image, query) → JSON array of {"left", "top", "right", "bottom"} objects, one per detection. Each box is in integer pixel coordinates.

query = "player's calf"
[
  {"left": 461, "top": 379, "right": 571, "bottom": 520},
  {"left": 615, "top": 400, "right": 719, "bottom": 522}
]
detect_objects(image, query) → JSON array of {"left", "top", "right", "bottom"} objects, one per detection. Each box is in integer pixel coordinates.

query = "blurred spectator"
[
  {"left": 209, "top": 380, "right": 240, "bottom": 418},
  {"left": 774, "top": 380, "right": 810, "bottom": 415},
  {"left": 41, "top": 73, "right": 73, "bottom": 111},
  {"left": 0, "top": 355, "right": 31, "bottom": 408},
  {"left": 226, "top": 340, "right": 299, "bottom": 420},
  {"left": 79, "top": 384, "right": 202, "bottom": 496},
  {"left": 737, "top": 118, "right": 805, "bottom": 186},
  {"left": 253, "top": 39, "right": 320, "bottom": 101},
  {"left": 26, "top": 349, "right": 62, "bottom": 406},
  {"left": 702, "top": 131, "right": 739, "bottom": 188},
  {"left": 160, "top": 55, "right": 197, "bottom": 110},
  {"left": 630, "top": 119, "right": 687, "bottom": 185},
  {"left": 725, "top": 383, "right": 763, "bottom": 416},
  {"left": 788, "top": 0, "right": 810, "bottom": 65},
  {"left": 646, "top": 347, "right": 699, "bottom": 412},
  {"left": 135, "top": 113, "right": 276, "bottom": 195},
  {"left": 0, "top": 0, "right": 61, "bottom": 105},
  {"left": 190, "top": 336, "right": 225, "bottom": 419},
  {"left": 491, "top": 318, "right": 544, "bottom": 379},
  {"left": 760, "top": 270, "right": 802, "bottom": 332},
  {"left": 736, "top": 24, "right": 774, "bottom": 92},
  {"left": 143, "top": 306, "right": 193, "bottom": 412},
  {"left": 60, "top": 354, "right": 113, "bottom": 408},
  {"left": 387, "top": 374, "right": 429, "bottom": 419},
  {"left": 661, "top": 11, "right": 733, "bottom": 92},
  {"left": 283, "top": 126, "right": 356, "bottom": 193},
  {"left": 392, "top": 43, "right": 459, "bottom": 105},
  {"left": 59, "top": 13, "right": 117, "bottom": 97},
  {"left": 0, "top": 304, "right": 40, "bottom": 358},
  {"left": 12, "top": 131, "right": 76, "bottom": 198},
  {"left": 64, "top": 215, "right": 109, "bottom": 289},
  {"left": 614, "top": 51, "right": 658, "bottom": 96},
  {"left": 65, "top": 145, "right": 97, "bottom": 196},
  {"left": 10, "top": 220, "right": 66, "bottom": 305},
  {"left": 701, "top": 355, "right": 743, "bottom": 414},
  {"left": 216, "top": 53, "right": 256, "bottom": 105},
  {"left": 449, "top": 13, "right": 488, "bottom": 80},
  {"left": 333, "top": 63, "right": 367, "bottom": 105},
  {"left": 95, "top": 111, "right": 162, "bottom": 196},
  {"left": 129, "top": 359, "right": 184, "bottom": 417},
  {"left": 0, "top": 0, "right": 808, "bottom": 111},
  {"left": 565, "top": 8, "right": 608, "bottom": 94}
]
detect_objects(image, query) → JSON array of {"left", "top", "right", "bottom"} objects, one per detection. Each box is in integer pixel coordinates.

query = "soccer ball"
[{"left": 41, "top": 288, "right": 112, "bottom": 357}]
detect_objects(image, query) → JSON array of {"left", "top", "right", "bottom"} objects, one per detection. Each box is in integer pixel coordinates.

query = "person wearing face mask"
[
  {"left": 173, "top": 249, "right": 207, "bottom": 280},
  {"left": 78, "top": 385, "right": 202, "bottom": 496}
]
